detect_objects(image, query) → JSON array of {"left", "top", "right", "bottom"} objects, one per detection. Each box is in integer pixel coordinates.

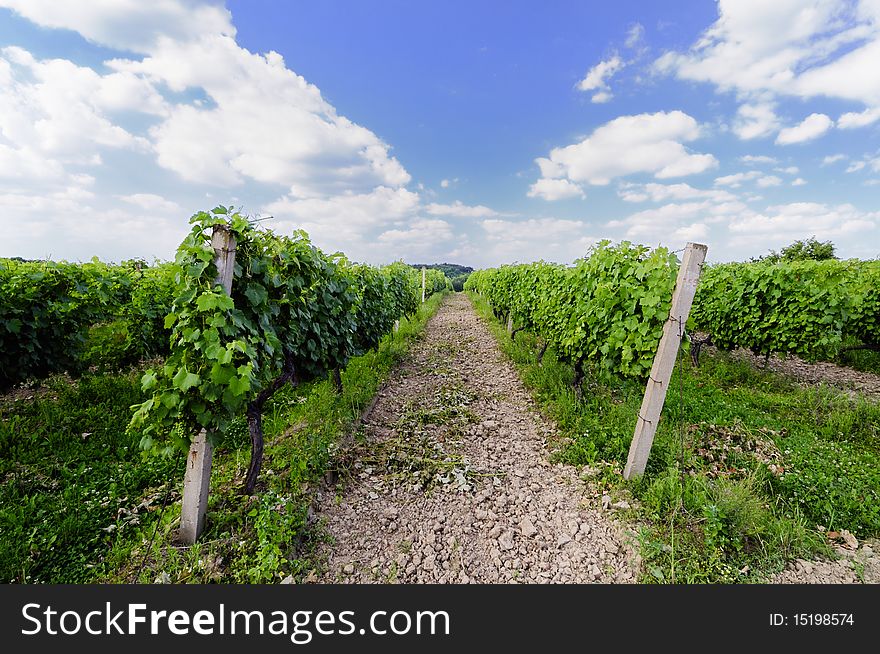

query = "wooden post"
[
  {"left": 179, "top": 225, "right": 236, "bottom": 544},
  {"left": 393, "top": 319, "right": 400, "bottom": 333},
  {"left": 507, "top": 314, "right": 514, "bottom": 334},
  {"left": 623, "top": 242, "right": 707, "bottom": 480},
  {"left": 421, "top": 267, "right": 426, "bottom": 303}
]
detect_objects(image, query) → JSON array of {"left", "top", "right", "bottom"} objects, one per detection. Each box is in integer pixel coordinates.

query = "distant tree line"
[{"left": 411, "top": 262, "right": 473, "bottom": 291}]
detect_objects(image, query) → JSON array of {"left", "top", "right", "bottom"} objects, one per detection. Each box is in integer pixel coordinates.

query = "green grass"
[
  {"left": 469, "top": 291, "right": 880, "bottom": 583},
  {"left": 98, "top": 292, "right": 448, "bottom": 583},
  {"left": 0, "top": 371, "right": 182, "bottom": 583},
  {"left": 835, "top": 337, "right": 880, "bottom": 375},
  {"left": 0, "top": 293, "right": 447, "bottom": 584}
]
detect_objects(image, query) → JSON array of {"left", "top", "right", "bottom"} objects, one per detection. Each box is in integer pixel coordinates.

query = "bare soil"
[{"left": 310, "top": 293, "right": 638, "bottom": 584}]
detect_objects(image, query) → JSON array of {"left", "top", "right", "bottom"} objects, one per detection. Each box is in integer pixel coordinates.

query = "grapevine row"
[
  {"left": 465, "top": 240, "right": 679, "bottom": 380},
  {"left": 129, "top": 207, "right": 449, "bottom": 492},
  {"left": 690, "top": 258, "right": 879, "bottom": 360},
  {"left": 0, "top": 258, "right": 174, "bottom": 389}
]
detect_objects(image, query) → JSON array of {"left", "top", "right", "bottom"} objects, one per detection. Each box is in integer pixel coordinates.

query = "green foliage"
[
  {"left": 0, "top": 258, "right": 175, "bottom": 388},
  {"left": 691, "top": 259, "right": 880, "bottom": 359},
  {"left": 760, "top": 237, "right": 837, "bottom": 263},
  {"left": 466, "top": 241, "right": 678, "bottom": 379},
  {"left": 130, "top": 207, "right": 448, "bottom": 453},
  {"left": 99, "top": 292, "right": 447, "bottom": 584},
  {"left": 470, "top": 292, "right": 875, "bottom": 582},
  {"left": 0, "top": 372, "right": 181, "bottom": 582}
]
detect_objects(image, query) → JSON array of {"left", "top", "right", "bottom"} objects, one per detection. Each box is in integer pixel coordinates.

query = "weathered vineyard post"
[
  {"left": 421, "top": 266, "right": 426, "bottom": 303},
  {"left": 623, "top": 242, "right": 707, "bottom": 480},
  {"left": 507, "top": 314, "right": 514, "bottom": 334},
  {"left": 393, "top": 319, "right": 400, "bottom": 333},
  {"left": 180, "top": 225, "right": 236, "bottom": 544}
]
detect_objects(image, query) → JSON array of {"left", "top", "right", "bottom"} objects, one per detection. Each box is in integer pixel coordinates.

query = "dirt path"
[{"left": 311, "top": 293, "right": 637, "bottom": 584}]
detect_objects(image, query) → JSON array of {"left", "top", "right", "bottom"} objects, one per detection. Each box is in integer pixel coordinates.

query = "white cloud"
[
  {"left": 728, "top": 202, "right": 879, "bottom": 240},
  {"left": 481, "top": 218, "right": 596, "bottom": 263},
  {"left": 654, "top": 1, "right": 880, "bottom": 134},
  {"left": 119, "top": 193, "right": 182, "bottom": 214},
  {"left": 822, "top": 153, "right": 847, "bottom": 165},
  {"left": 714, "top": 170, "right": 763, "bottom": 187},
  {"left": 838, "top": 106, "right": 880, "bottom": 128},
  {"left": 425, "top": 201, "right": 499, "bottom": 218},
  {"left": 846, "top": 161, "right": 867, "bottom": 173},
  {"left": 0, "top": 46, "right": 153, "bottom": 165},
  {"left": 532, "top": 111, "right": 716, "bottom": 193},
  {"left": 577, "top": 54, "right": 624, "bottom": 94},
  {"left": 606, "top": 200, "right": 720, "bottom": 241},
  {"left": 0, "top": 2, "right": 422, "bottom": 267},
  {"left": 264, "top": 186, "right": 419, "bottom": 236},
  {"left": 654, "top": 1, "right": 877, "bottom": 98},
  {"left": 110, "top": 36, "right": 410, "bottom": 193},
  {"left": 377, "top": 218, "right": 454, "bottom": 254},
  {"left": 0, "top": 185, "right": 191, "bottom": 262},
  {"left": 756, "top": 175, "right": 783, "bottom": 187},
  {"left": 775, "top": 166, "right": 799, "bottom": 174},
  {"left": 440, "top": 178, "right": 451, "bottom": 188},
  {"left": 527, "top": 178, "right": 585, "bottom": 201},
  {"left": 792, "top": 177, "right": 807, "bottom": 186},
  {"left": 617, "top": 182, "right": 736, "bottom": 203},
  {"left": 733, "top": 103, "right": 780, "bottom": 140},
  {"left": 625, "top": 23, "right": 646, "bottom": 49},
  {"left": 675, "top": 222, "right": 710, "bottom": 240},
  {"left": 740, "top": 154, "right": 778, "bottom": 165},
  {"left": 590, "top": 91, "right": 613, "bottom": 104},
  {"left": 0, "top": 0, "right": 235, "bottom": 53},
  {"left": 775, "top": 113, "right": 834, "bottom": 145}
]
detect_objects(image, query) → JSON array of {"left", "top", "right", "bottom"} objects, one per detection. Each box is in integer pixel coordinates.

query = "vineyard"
[
  {"left": 1, "top": 223, "right": 878, "bottom": 584},
  {"left": 0, "top": 207, "right": 451, "bottom": 582}
]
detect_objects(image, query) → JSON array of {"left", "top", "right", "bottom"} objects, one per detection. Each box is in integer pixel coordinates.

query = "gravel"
[
  {"left": 771, "top": 540, "right": 880, "bottom": 584},
  {"left": 312, "top": 293, "right": 637, "bottom": 584}
]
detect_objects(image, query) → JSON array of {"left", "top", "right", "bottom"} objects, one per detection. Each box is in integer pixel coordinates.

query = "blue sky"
[{"left": 1, "top": 1, "right": 878, "bottom": 266}]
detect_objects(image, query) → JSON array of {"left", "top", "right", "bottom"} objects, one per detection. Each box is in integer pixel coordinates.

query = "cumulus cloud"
[
  {"left": 119, "top": 193, "right": 182, "bottom": 214},
  {"left": 654, "top": 1, "right": 880, "bottom": 135},
  {"left": 0, "top": 0, "right": 424, "bottom": 265},
  {"left": 527, "top": 178, "right": 585, "bottom": 201},
  {"left": 846, "top": 161, "right": 866, "bottom": 173},
  {"left": 756, "top": 175, "right": 783, "bottom": 187},
  {"left": 530, "top": 111, "right": 716, "bottom": 197},
  {"left": 480, "top": 218, "right": 596, "bottom": 263},
  {"left": 0, "top": 46, "right": 153, "bottom": 165},
  {"left": 0, "top": 0, "right": 235, "bottom": 53},
  {"left": 733, "top": 103, "right": 780, "bottom": 140},
  {"left": 728, "top": 202, "right": 879, "bottom": 241},
  {"left": 425, "top": 201, "right": 499, "bottom": 218},
  {"left": 606, "top": 201, "right": 720, "bottom": 239},
  {"left": 775, "top": 113, "right": 834, "bottom": 145},
  {"left": 577, "top": 55, "right": 625, "bottom": 103},
  {"left": 675, "top": 222, "right": 710, "bottom": 240},
  {"left": 838, "top": 106, "right": 880, "bottom": 128},
  {"left": 617, "top": 182, "right": 736, "bottom": 203},
  {"left": 108, "top": 36, "right": 410, "bottom": 193},
  {"left": 714, "top": 171, "right": 763, "bottom": 187}
]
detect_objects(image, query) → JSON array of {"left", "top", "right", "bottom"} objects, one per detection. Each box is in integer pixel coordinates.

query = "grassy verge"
[
  {"left": 98, "top": 292, "right": 447, "bottom": 583},
  {"left": 0, "top": 368, "right": 182, "bottom": 583},
  {"left": 0, "top": 293, "right": 446, "bottom": 584},
  {"left": 468, "top": 292, "right": 880, "bottom": 583}
]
